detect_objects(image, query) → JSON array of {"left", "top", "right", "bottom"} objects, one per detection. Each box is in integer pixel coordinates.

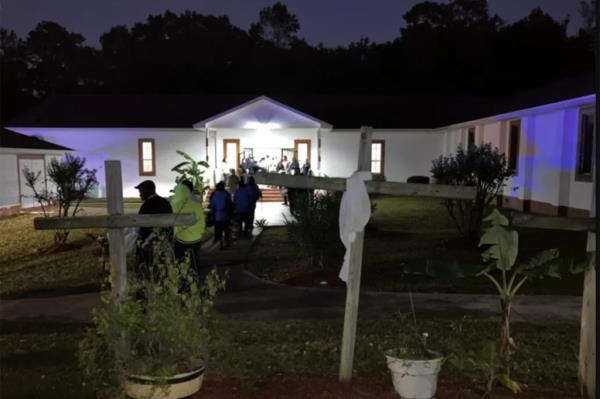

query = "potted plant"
[
  {"left": 79, "top": 234, "right": 226, "bottom": 399},
  {"left": 385, "top": 293, "right": 443, "bottom": 399}
]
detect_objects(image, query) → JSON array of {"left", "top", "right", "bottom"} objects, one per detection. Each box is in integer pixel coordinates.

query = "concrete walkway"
[{"left": 0, "top": 229, "right": 582, "bottom": 324}]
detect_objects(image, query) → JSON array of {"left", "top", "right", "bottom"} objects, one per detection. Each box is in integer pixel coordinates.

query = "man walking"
[
  {"left": 170, "top": 180, "right": 205, "bottom": 282},
  {"left": 134, "top": 180, "right": 172, "bottom": 278}
]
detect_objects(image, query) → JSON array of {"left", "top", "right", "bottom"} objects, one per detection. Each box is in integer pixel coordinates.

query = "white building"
[
  {"left": 4, "top": 74, "right": 595, "bottom": 216},
  {"left": 0, "top": 129, "right": 72, "bottom": 215}
]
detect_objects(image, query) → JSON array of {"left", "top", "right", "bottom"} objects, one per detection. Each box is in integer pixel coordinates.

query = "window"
[
  {"left": 576, "top": 108, "right": 595, "bottom": 181},
  {"left": 371, "top": 140, "right": 385, "bottom": 175},
  {"left": 138, "top": 139, "right": 156, "bottom": 176},
  {"left": 467, "top": 127, "right": 476, "bottom": 147},
  {"left": 508, "top": 120, "right": 521, "bottom": 174}
]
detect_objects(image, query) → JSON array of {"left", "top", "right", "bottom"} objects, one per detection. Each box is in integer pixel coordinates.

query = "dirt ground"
[{"left": 199, "top": 375, "right": 581, "bottom": 399}]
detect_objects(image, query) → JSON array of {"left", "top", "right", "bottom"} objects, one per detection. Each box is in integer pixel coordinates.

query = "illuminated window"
[
  {"left": 371, "top": 140, "right": 385, "bottom": 175},
  {"left": 508, "top": 120, "right": 520, "bottom": 174},
  {"left": 576, "top": 108, "right": 595, "bottom": 181},
  {"left": 138, "top": 139, "right": 156, "bottom": 176},
  {"left": 467, "top": 127, "right": 476, "bottom": 147}
]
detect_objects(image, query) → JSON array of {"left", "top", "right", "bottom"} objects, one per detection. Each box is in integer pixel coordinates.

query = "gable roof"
[
  {"left": 6, "top": 73, "right": 595, "bottom": 130},
  {"left": 0, "top": 128, "right": 72, "bottom": 151}
]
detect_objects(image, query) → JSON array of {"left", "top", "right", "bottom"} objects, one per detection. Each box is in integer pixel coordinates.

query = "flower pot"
[
  {"left": 385, "top": 352, "right": 443, "bottom": 399},
  {"left": 124, "top": 366, "right": 205, "bottom": 399}
]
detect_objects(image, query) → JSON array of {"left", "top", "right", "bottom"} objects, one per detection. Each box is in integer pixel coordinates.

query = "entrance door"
[
  {"left": 294, "top": 139, "right": 311, "bottom": 163},
  {"left": 18, "top": 156, "right": 46, "bottom": 209},
  {"left": 223, "top": 139, "right": 240, "bottom": 171}
]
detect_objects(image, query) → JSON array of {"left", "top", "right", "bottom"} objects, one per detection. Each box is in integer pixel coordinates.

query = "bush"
[
  {"left": 285, "top": 190, "right": 344, "bottom": 269},
  {"left": 23, "top": 153, "right": 98, "bottom": 246},
  {"left": 407, "top": 176, "right": 430, "bottom": 184},
  {"left": 431, "top": 143, "right": 512, "bottom": 238}
]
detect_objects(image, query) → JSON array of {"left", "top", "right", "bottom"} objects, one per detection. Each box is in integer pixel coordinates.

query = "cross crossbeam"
[{"left": 253, "top": 172, "right": 477, "bottom": 200}]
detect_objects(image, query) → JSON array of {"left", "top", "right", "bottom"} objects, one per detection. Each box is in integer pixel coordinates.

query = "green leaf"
[
  {"left": 479, "top": 209, "right": 518, "bottom": 271},
  {"left": 482, "top": 208, "right": 509, "bottom": 226},
  {"left": 171, "top": 161, "right": 190, "bottom": 171},
  {"left": 176, "top": 150, "right": 195, "bottom": 163}
]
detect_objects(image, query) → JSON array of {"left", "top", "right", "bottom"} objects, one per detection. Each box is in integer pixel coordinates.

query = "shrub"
[
  {"left": 285, "top": 190, "right": 344, "bottom": 269},
  {"left": 407, "top": 176, "right": 430, "bottom": 184},
  {"left": 78, "top": 234, "right": 226, "bottom": 398},
  {"left": 23, "top": 153, "right": 98, "bottom": 246},
  {"left": 431, "top": 143, "right": 512, "bottom": 238}
]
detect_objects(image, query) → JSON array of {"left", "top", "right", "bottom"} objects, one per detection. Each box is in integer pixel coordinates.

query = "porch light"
[{"left": 243, "top": 121, "right": 281, "bottom": 132}]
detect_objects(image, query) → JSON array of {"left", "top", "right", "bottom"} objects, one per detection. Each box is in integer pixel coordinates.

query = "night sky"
[{"left": 1, "top": 0, "right": 584, "bottom": 47}]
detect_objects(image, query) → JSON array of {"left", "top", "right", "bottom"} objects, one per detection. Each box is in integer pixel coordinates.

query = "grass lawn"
[
  {"left": 0, "top": 214, "right": 104, "bottom": 297},
  {"left": 0, "top": 317, "right": 580, "bottom": 398},
  {"left": 247, "top": 196, "right": 586, "bottom": 295},
  {"left": 0, "top": 209, "right": 215, "bottom": 297}
]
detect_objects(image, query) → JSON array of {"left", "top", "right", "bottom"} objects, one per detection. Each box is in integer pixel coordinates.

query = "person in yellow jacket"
[{"left": 170, "top": 180, "right": 205, "bottom": 280}]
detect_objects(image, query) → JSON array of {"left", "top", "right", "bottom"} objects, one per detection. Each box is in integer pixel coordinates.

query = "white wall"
[
  {"left": 11, "top": 128, "right": 205, "bottom": 198},
  {"left": 320, "top": 130, "right": 360, "bottom": 178},
  {"left": 0, "top": 154, "right": 19, "bottom": 207},
  {"left": 375, "top": 130, "right": 445, "bottom": 182}
]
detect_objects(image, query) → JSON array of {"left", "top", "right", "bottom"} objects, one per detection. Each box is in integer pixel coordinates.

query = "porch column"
[{"left": 317, "top": 127, "right": 322, "bottom": 175}]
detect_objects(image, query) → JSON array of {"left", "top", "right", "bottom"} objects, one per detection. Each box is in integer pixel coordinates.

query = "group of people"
[
  {"left": 209, "top": 175, "right": 262, "bottom": 249},
  {"left": 134, "top": 174, "right": 264, "bottom": 275}
]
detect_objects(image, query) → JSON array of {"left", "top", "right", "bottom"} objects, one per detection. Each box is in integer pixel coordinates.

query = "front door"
[
  {"left": 223, "top": 139, "right": 240, "bottom": 172},
  {"left": 18, "top": 156, "right": 46, "bottom": 209},
  {"left": 294, "top": 139, "right": 311, "bottom": 163}
]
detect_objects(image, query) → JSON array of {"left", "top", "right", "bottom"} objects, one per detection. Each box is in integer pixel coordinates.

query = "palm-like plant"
[{"left": 171, "top": 150, "right": 210, "bottom": 195}]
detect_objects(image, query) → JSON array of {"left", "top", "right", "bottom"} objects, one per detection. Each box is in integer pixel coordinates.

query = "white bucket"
[
  {"left": 385, "top": 353, "right": 443, "bottom": 399},
  {"left": 124, "top": 367, "right": 205, "bottom": 399}
]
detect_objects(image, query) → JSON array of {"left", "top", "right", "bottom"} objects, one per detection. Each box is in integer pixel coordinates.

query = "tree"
[
  {"left": 249, "top": 2, "right": 300, "bottom": 48},
  {"left": 21, "top": 21, "right": 100, "bottom": 98},
  {"left": 431, "top": 143, "right": 512, "bottom": 238},
  {"left": 23, "top": 153, "right": 98, "bottom": 247},
  {"left": 0, "top": 29, "right": 34, "bottom": 123},
  {"left": 579, "top": 0, "right": 597, "bottom": 34}
]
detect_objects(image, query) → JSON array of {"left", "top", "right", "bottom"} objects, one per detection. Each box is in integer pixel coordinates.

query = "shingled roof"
[
  {"left": 6, "top": 73, "right": 595, "bottom": 130},
  {"left": 0, "top": 128, "right": 72, "bottom": 151}
]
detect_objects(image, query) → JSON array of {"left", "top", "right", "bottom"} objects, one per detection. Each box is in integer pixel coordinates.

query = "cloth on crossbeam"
[{"left": 339, "top": 171, "right": 372, "bottom": 283}]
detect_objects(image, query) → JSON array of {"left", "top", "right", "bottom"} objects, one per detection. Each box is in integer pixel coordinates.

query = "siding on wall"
[
  {"left": 14, "top": 129, "right": 206, "bottom": 198},
  {"left": 321, "top": 131, "right": 360, "bottom": 178},
  {"left": 0, "top": 154, "right": 19, "bottom": 207}
]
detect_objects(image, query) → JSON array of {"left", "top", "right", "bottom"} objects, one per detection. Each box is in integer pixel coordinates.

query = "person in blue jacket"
[
  {"left": 209, "top": 181, "right": 233, "bottom": 249},
  {"left": 234, "top": 180, "right": 253, "bottom": 238}
]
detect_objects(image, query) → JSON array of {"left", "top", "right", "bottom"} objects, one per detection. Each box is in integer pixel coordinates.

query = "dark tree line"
[{"left": 0, "top": 0, "right": 595, "bottom": 123}]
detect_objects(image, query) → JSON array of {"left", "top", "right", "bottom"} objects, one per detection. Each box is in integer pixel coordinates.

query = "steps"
[{"left": 205, "top": 186, "right": 284, "bottom": 203}]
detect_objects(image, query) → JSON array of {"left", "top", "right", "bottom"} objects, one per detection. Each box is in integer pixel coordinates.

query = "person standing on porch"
[
  {"left": 210, "top": 181, "right": 233, "bottom": 249},
  {"left": 170, "top": 180, "right": 205, "bottom": 282},
  {"left": 220, "top": 158, "right": 229, "bottom": 183},
  {"left": 302, "top": 158, "right": 312, "bottom": 176},
  {"left": 134, "top": 180, "right": 173, "bottom": 277},
  {"left": 226, "top": 168, "right": 240, "bottom": 196}
]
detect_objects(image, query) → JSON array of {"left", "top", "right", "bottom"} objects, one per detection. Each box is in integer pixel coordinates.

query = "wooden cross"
[
  {"left": 33, "top": 160, "right": 196, "bottom": 300},
  {"left": 255, "top": 126, "right": 478, "bottom": 382},
  {"left": 254, "top": 126, "right": 596, "bottom": 388}
]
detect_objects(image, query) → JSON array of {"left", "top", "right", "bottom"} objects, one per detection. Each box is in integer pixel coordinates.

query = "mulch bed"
[{"left": 200, "top": 375, "right": 581, "bottom": 399}]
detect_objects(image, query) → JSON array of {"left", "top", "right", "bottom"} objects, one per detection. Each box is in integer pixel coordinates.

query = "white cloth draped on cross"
[{"left": 338, "top": 171, "right": 372, "bottom": 283}]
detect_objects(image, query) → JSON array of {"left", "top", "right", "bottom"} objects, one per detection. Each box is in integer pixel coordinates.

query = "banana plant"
[
  {"left": 478, "top": 208, "right": 561, "bottom": 385},
  {"left": 171, "top": 150, "right": 210, "bottom": 195}
]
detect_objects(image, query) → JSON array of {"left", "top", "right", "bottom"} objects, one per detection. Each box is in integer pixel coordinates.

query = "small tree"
[
  {"left": 284, "top": 190, "right": 343, "bottom": 269},
  {"left": 478, "top": 209, "right": 567, "bottom": 387},
  {"left": 171, "top": 150, "right": 209, "bottom": 195},
  {"left": 431, "top": 143, "right": 512, "bottom": 238},
  {"left": 23, "top": 153, "right": 97, "bottom": 246}
]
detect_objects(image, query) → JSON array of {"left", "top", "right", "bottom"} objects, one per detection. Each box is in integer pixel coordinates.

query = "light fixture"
[{"left": 243, "top": 121, "right": 281, "bottom": 132}]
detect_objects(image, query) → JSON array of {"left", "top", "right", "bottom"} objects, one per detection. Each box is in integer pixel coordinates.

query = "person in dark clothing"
[
  {"left": 234, "top": 181, "right": 253, "bottom": 238},
  {"left": 289, "top": 158, "right": 301, "bottom": 175},
  {"left": 301, "top": 159, "right": 311, "bottom": 176},
  {"left": 247, "top": 176, "right": 262, "bottom": 230},
  {"left": 210, "top": 181, "right": 233, "bottom": 250},
  {"left": 134, "top": 180, "right": 173, "bottom": 279}
]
